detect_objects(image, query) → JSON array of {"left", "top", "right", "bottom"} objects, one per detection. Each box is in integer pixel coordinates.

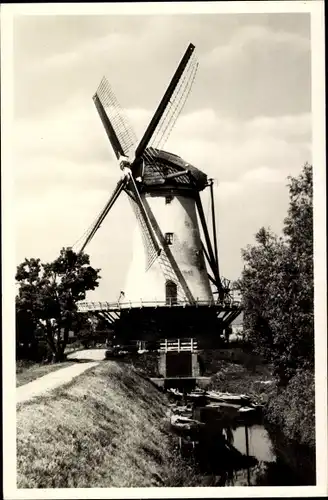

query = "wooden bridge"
[
  {"left": 77, "top": 297, "right": 242, "bottom": 346},
  {"left": 78, "top": 296, "right": 241, "bottom": 310}
]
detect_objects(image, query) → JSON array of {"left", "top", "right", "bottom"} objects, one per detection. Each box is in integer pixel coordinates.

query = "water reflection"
[
  {"left": 233, "top": 425, "right": 275, "bottom": 463},
  {"left": 168, "top": 388, "right": 313, "bottom": 486},
  {"left": 169, "top": 396, "right": 283, "bottom": 486},
  {"left": 175, "top": 417, "right": 260, "bottom": 485},
  {"left": 177, "top": 423, "right": 279, "bottom": 486}
]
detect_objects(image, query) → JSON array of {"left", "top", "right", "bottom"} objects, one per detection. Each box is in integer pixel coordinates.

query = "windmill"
[{"left": 76, "top": 43, "right": 241, "bottom": 346}]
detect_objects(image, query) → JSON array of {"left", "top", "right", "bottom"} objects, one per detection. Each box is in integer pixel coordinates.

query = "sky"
[{"left": 13, "top": 11, "right": 312, "bottom": 301}]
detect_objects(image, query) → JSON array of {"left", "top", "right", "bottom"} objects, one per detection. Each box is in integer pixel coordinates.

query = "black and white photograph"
[{"left": 1, "top": 1, "right": 326, "bottom": 498}]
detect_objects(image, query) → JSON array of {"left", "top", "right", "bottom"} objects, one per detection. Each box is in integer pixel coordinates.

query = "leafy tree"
[
  {"left": 15, "top": 248, "right": 101, "bottom": 361},
  {"left": 237, "top": 164, "right": 313, "bottom": 384},
  {"left": 71, "top": 313, "right": 97, "bottom": 348}
]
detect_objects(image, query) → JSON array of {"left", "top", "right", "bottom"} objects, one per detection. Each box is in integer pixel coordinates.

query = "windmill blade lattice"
[
  {"left": 127, "top": 196, "right": 161, "bottom": 271},
  {"left": 96, "top": 77, "right": 138, "bottom": 159},
  {"left": 144, "top": 53, "right": 198, "bottom": 161},
  {"left": 128, "top": 193, "right": 190, "bottom": 301},
  {"left": 134, "top": 43, "right": 196, "bottom": 163},
  {"left": 79, "top": 177, "right": 127, "bottom": 252}
]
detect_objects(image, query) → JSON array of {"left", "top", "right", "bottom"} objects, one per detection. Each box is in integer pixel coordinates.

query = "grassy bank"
[
  {"left": 16, "top": 359, "right": 76, "bottom": 387},
  {"left": 199, "top": 350, "right": 275, "bottom": 404},
  {"left": 264, "top": 369, "right": 315, "bottom": 449},
  {"left": 17, "top": 361, "right": 210, "bottom": 488}
]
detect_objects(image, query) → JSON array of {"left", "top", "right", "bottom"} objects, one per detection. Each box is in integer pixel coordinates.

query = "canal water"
[
  {"left": 172, "top": 403, "right": 315, "bottom": 486},
  {"left": 231, "top": 424, "right": 282, "bottom": 486}
]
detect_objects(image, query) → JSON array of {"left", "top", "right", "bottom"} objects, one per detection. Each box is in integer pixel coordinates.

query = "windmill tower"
[{"left": 77, "top": 43, "right": 241, "bottom": 346}]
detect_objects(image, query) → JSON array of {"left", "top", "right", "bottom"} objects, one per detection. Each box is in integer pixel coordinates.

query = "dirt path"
[
  {"left": 17, "top": 349, "right": 106, "bottom": 404},
  {"left": 67, "top": 349, "right": 107, "bottom": 362}
]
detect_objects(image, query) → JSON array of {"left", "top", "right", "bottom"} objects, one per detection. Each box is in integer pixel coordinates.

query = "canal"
[{"left": 169, "top": 395, "right": 315, "bottom": 486}]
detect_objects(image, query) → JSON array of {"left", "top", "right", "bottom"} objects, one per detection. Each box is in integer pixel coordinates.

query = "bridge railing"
[
  {"left": 77, "top": 297, "right": 242, "bottom": 312},
  {"left": 159, "top": 338, "right": 198, "bottom": 352}
]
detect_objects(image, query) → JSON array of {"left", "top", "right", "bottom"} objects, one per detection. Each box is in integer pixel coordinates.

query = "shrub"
[
  {"left": 16, "top": 339, "right": 53, "bottom": 363},
  {"left": 264, "top": 369, "right": 315, "bottom": 448}
]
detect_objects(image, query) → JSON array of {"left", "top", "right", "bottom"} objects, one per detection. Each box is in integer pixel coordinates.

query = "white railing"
[
  {"left": 77, "top": 297, "right": 242, "bottom": 312},
  {"left": 159, "top": 338, "right": 198, "bottom": 352}
]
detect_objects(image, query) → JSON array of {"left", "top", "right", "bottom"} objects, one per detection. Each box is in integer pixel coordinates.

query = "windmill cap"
[{"left": 142, "top": 148, "right": 208, "bottom": 191}]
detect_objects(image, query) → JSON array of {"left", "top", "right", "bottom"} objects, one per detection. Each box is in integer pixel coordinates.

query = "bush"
[
  {"left": 264, "top": 369, "right": 315, "bottom": 448},
  {"left": 16, "top": 339, "right": 53, "bottom": 363}
]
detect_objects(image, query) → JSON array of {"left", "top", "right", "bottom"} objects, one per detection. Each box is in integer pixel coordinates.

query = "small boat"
[
  {"left": 171, "top": 405, "right": 193, "bottom": 418},
  {"left": 206, "top": 402, "right": 242, "bottom": 412},
  {"left": 238, "top": 406, "right": 256, "bottom": 414},
  {"left": 167, "top": 388, "right": 184, "bottom": 398},
  {"left": 252, "top": 402, "right": 264, "bottom": 409},
  {"left": 188, "top": 389, "right": 207, "bottom": 401},
  {"left": 206, "top": 391, "right": 251, "bottom": 405},
  {"left": 170, "top": 414, "right": 205, "bottom": 432}
]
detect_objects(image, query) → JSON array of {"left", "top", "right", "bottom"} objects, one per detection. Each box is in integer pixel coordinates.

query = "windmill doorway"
[{"left": 166, "top": 280, "right": 177, "bottom": 306}]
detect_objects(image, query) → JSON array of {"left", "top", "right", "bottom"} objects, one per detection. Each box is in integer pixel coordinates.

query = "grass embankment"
[
  {"left": 200, "top": 350, "right": 275, "bottom": 404},
  {"left": 16, "top": 360, "right": 76, "bottom": 387},
  {"left": 17, "top": 361, "right": 208, "bottom": 488}
]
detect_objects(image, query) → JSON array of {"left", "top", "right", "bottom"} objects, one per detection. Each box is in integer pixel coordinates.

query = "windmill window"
[
  {"left": 165, "top": 195, "right": 173, "bottom": 204},
  {"left": 165, "top": 232, "right": 174, "bottom": 245},
  {"left": 166, "top": 280, "right": 177, "bottom": 305}
]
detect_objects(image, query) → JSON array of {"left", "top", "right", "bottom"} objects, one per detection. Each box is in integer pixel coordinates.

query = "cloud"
[
  {"left": 27, "top": 32, "right": 137, "bottom": 74},
  {"left": 166, "top": 110, "right": 311, "bottom": 182},
  {"left": 241, "top": 166, "right": 286, "bottom": 184},
  {"left": 14, "top": 14, "right": 311, "bottom": 121},
  {"left": 202, "top": 25, "right": 309, "bottom": 67},
  {"left": 217, "top": 181, "right": 243, "bottom": 200}
]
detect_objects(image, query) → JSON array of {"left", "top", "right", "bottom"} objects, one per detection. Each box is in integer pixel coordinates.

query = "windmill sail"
[
  {"left": 80, "top": 177, "right": 128, "bottom": 252},
  {"left": 144, "top": 53, "right": 198, "bottom": 156},
  {"left": 78, "top": 42, "right": 205, "bottom": 298},
  {"left": 126, "top": 174, "right": 162, "bottom": 265},
  {"left": 134, "top": 43, "right": 196, "bottom": 161},
  {"left": 94, "top": 77, "right": 138, "bottom": 159},
  {"left": 127, "top": 197, "right": 161, "bottom": 271},
  {"left": 93, "top": 92, "right": 126, "bottom": 160}
]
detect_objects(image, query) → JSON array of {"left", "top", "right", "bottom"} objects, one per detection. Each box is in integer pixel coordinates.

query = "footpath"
[{"left": 17, "top": 349, "right": 106, "bottom": 404}]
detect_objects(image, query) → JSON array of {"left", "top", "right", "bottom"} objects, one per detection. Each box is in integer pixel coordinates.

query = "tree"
[
  {"left": 71, "top": 313, "right": 97, "bottom": 349},
  {"left": 15, "top": 248, "right": 101, "bottom": 361},
  {"left": 237, "top": 164, "right": 313, "bottom": 384}
]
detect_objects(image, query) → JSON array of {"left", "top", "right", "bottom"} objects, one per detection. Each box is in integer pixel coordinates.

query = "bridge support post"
[
  {"left": 159, "top": 352, "right": 167, "bottom": 378},
  {"left": 191, "top": 352, "right": 200, "bottom": 377}
]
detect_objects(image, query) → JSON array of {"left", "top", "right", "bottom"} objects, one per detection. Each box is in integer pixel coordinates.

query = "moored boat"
[
  {"left": 167, "top": 388, "right": 184, "bottom": 399},
  {"left": 206, "top": 391, "right": 251, "bottom": 405},
  {"left": 170, "top": 414, "right": 205, "bottom": 432}
]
